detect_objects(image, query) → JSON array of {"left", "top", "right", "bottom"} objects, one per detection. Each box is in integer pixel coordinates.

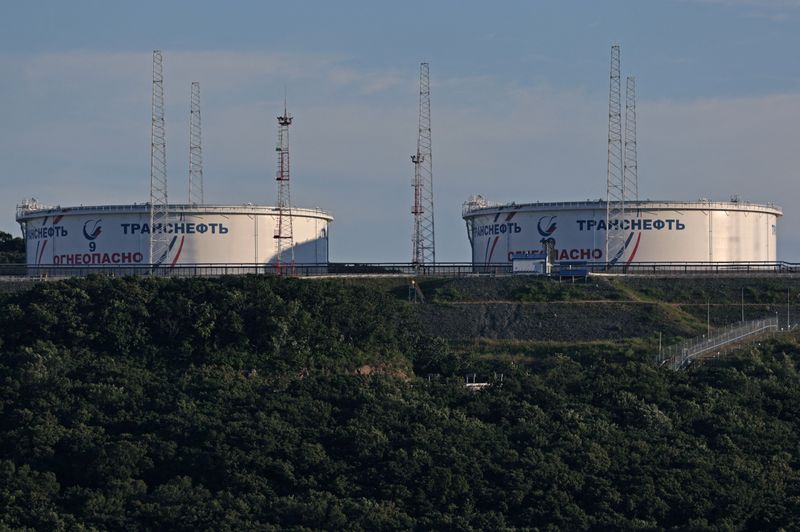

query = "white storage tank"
[
  {"left": 16, "top": 201, "right": 332, "bottom": 267},
  {"left": 463, "top": 197, "right": 781, "bottom": 265}
]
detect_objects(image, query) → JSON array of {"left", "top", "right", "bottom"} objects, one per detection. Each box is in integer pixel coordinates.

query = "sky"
[{"left": 1, "top": 0, "right": 800, "bottom": 261}]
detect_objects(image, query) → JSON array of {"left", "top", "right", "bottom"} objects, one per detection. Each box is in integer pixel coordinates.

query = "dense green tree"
[
  {"left": 1, "top": 276, "right": 799, "bottom": 528},
  {"left": 0, "top": 231, "right": 23, "bottom": 253},
  {"left": 0, "top": 230, "right": 24, "bottom": 264}
]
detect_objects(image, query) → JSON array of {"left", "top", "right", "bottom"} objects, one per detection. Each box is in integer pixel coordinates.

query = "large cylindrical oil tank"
[
  {"left": 16, "top": 202, "right": 332, "bottom": 267},
  {"left": 462, "top": 197, "right": 781, "bottom": 264}
]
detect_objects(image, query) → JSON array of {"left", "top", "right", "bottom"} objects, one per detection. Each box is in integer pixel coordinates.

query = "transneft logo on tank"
[{"left": 121, "top": 222, "right": 229, "bottom": 235}]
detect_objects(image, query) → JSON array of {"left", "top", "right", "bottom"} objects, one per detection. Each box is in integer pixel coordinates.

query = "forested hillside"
[
  {"left": 1, "top": 276, "right": 799, "bottom": 529},
  {"left": 0, "top": 231, "right": 24, "bottom": 264}
]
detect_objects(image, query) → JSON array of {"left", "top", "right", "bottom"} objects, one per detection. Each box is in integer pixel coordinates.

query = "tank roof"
[
  {"left": 462, "top": 198, "right": 782, "bottom": 218},
  {"left": 16, "top": 202, "right": 334, "bottom": 222}
]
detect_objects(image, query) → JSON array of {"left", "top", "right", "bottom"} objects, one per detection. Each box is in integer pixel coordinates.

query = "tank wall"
[
  {"left": 22, "top": 211, "right": 329, "bottom": 266},
  {"left": 466, "top": 206, "right": 778, "bottom": 264}
]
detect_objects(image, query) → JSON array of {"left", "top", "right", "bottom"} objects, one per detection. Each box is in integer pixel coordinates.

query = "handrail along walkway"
[{"left": 658, "top": 317, "right": 779, "bottom": 370}]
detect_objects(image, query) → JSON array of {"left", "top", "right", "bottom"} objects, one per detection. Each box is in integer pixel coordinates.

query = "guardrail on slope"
[{"left": 657, "top": 317, "right": 780, "bottom": 371}]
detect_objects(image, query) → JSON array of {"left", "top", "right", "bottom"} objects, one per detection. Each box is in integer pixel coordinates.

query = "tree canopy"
[
  {"left": 1, "top": 276, "right": 799, "bottom": 529},
  {"left": 0, "top": 230, "right": 24, "bottom": 263}
]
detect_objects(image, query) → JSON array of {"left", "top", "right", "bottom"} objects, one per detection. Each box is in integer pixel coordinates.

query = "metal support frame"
[
  {"left": 606, "top": 47, "right": 642, "bottom": 267},
  {"left": 412, "top": 62, "right": 435, "bottom": 266},
  {"left": 149, "top": 50, "right": 170, "bottom": 266},
  {"left": 189, "top": 81, "right": 203, "bottom": 205},
  {"left": 624, "top": 76, "right": 638, "bottom": 203},
  {"left": 605, "top": 45, "right": 625, "bottom": 266},
  {"left": 274, "top": 102, "right": 294, "bottom": 273}
]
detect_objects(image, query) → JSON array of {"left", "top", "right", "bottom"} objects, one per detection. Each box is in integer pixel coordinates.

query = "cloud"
[
  {"left": 677, "top": 0, "right": 800, "bottom": 22},
  {"left": 328, "top": 66, "right": 407, "bottom": 95},
  {"left": 1, "top": 51, "right": 799, "bottom": 261},
  {"left": 677, "top": 0, "right": 800, "bottom": 20},
  {"left": 683, "top": 0, "right": 800, "bottom": 7},
  {"left": 638, "top": 93, "right": 800, "bottom": 259},
  {"left": 640, "top": 93, "right": 800, "bottom": 200}
]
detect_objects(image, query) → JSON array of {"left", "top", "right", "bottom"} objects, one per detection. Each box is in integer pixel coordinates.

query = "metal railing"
[
  {"left": 4, "top": 260, "right": 800, "bottom": 279},
  {"left": 16, "top": 203, "right": 332, "bottom": 219},
  {"left": 589, "top": 261, "right": 797, "bottom": 274},
  {"left": 657, "top": 316, "right": 779, "bottom": 371},
  {"left": 0, "top": 262, "right": 512, "bottom": 279},
  {"left": 462, "top": 199, "right": 782, "bottom": 216}
]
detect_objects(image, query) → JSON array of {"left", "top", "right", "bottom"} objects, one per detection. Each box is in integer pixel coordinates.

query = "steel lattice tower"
[
  {"left": 189, "top": 81, "right": 203, "bottom": 205},
  {"left": 274, "top": 102, "right": 294, "bottom": 272},
  {"left": 411, "top": 62, "right": 435, "bottom": 266},
  {"left": 605, "top": 45, "right": 625, "bottom": 265},
  {"left": 624, "top": 76, "right": 638, "bottom": 202},
  {"left": 149, "top": 50, "right": 170, "bottom": 266}
]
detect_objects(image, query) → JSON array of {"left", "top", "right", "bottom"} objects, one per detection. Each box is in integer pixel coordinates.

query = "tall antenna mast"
[
  {"left": 605, "top": 44, "right": 625, "bottom": 265},
  {"left": 411, "top": 62, "right": 435, "bottom": 266},
  {"left": 188, "top": 81, "right": 203, "bottom": 205},
  {"left": 274, "top": 98, "right": 294, "bottom": 273},
  {"left": 149, "top": 50, "right": 169, "bottom": 266},
  {"left": 624, "top": 76, "right": 638, "bottom": 202}
]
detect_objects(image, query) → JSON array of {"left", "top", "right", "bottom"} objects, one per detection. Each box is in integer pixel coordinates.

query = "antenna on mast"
[
  {"left": 188, "top": 81, "right": 203, "bottom": 205},
  {"left": 604, "top": 44, "right": 625, "bottom": 266},
  {"left": 411, "top": 62, "right": 435, "bottom": 267},
  {"left": 149, "top": 50, "right": 170, "bottom": 266},
  {"left": 274, "top": 98, "right": 294, "bottom": 274}
]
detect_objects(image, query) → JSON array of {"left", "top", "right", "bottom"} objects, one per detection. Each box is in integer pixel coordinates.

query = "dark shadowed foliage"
[{"left": 1, "top": 276, "right": 799, "bottom": 529}]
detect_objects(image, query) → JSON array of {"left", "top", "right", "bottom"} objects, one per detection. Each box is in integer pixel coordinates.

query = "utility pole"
[
  {"left": 149, "top": 50, "right": 169, "bottom": 267},
  {"left": 707, "top": 299, "right": 710, "bottom": 337},
  {"left": 658, "top": 331, "right": 662, "bottom": 362},
  {"left": 741, "top": 287, "right": 744, "bottom": 322},
  {"left": 411, "top": 62, "right": 435, "bottom": 267}
]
